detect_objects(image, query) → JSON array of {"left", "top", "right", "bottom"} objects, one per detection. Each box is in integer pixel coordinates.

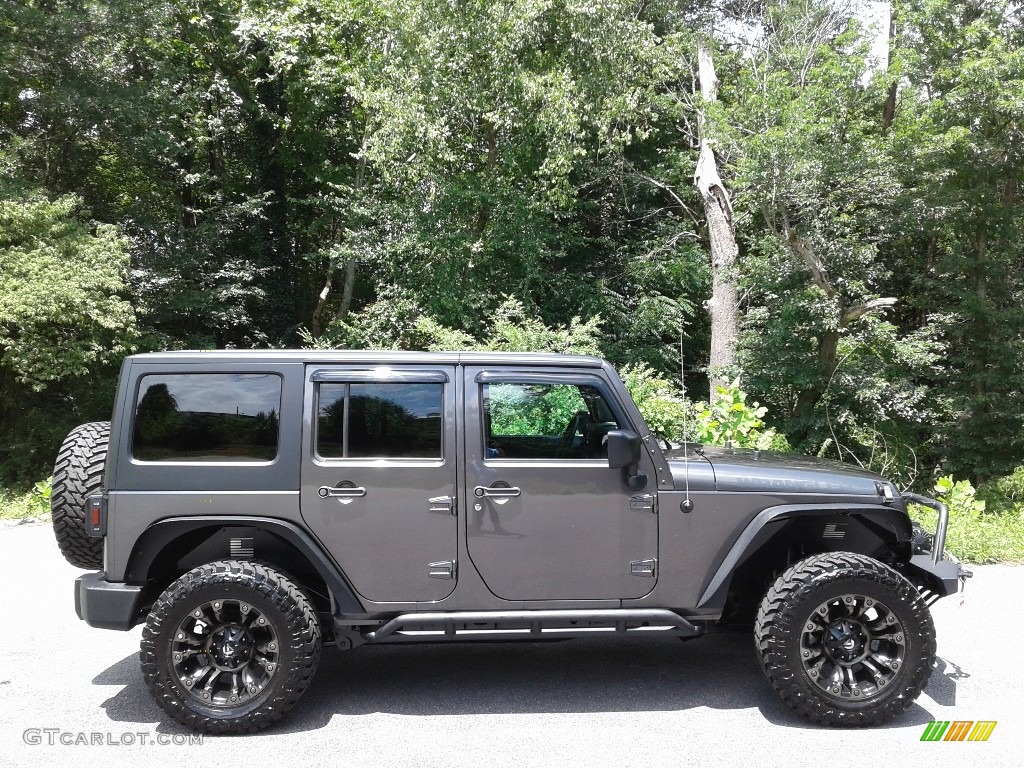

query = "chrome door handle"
[
  {"left": 473, "top": 486, "right": 521, "bottom": 498},
  {"left": 318, "top": 485, "right": 367, "bottom": 499}
]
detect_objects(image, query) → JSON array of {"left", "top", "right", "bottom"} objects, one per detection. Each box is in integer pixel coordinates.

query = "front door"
[
  {"left": 463, "top": 367, "right": 659, "bottom": 601},
  {"left": 300, "top": 365, "right": 458, "bottom": 603}
]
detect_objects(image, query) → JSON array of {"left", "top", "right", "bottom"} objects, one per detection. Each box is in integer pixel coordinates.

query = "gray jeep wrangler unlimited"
[{"left": 51, "top": 350, "right": 962, "bottom": 733}]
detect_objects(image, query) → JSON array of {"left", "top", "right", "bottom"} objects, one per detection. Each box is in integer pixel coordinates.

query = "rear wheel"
[
  {"left": 140, "top": 560, "right": 321, "bottom": 734},
  {"left": 754, "top": 552, "right": 936, "bottom": 726},
  {"left": 51, "top": 421, "right": 109, "bottom": 569}
]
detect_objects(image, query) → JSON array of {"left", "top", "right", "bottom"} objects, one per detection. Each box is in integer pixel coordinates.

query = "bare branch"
[
  {"left": 635, "top": 173, "right": 700, "bottom": 225},
  {"left": 841, "top": 297, "right": 898, "bottom": 325}
]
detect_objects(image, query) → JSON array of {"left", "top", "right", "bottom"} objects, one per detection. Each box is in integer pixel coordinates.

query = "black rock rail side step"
[{"left": 363, "top": 608, "right": 705, "bottom": 643}]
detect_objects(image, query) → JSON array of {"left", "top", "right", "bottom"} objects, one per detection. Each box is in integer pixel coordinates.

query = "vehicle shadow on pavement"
[
  {"left": 95, "top": 634, "right": 958, "bottom": 735},
  {"left": 925, "top": 657, "right": 969, "bottom": 707}
]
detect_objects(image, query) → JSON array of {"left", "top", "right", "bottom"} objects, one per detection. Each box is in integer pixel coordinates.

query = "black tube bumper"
[
  {"left": 901, "top": 492, "right": 969, "bottom": 597},
  {"left": 906, "top": 555, "right": 962, "bottom": 597},
  {"left": 75, "top": 573, "right": 145, "bottom": 631}
]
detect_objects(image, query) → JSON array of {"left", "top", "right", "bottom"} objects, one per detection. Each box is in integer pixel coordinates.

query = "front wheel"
[
  {"left": 754, "top": 552, "right": 936, "bottom": 726},
  {"left": 140, "top": 560, "right": 321, "bottom": 734}
]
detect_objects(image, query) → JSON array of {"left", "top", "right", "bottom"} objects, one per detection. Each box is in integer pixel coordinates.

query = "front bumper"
[
  {"left": 902, "top": 493, "right": 969, "bottom": 598},
  {"left": 75, "top": 573, "right": 145, "bottom": 631}
]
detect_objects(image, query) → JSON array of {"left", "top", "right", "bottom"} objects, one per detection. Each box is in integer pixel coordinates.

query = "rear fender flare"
[{"left": 125, "top": 516, "right": 366, "bottom": 616}]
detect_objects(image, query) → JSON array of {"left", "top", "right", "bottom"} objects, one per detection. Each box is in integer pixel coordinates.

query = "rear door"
[
  {"left": 300, "top": 365, "right": 458, "bottom": 603},
  {"left": 463, "top": 367, "right": 659, "bottom": 601}
]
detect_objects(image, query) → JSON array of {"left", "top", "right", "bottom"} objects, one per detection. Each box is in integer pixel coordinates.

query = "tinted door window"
[
  {"left": 317, "top": 383, "right": 443, "bottom": 459},
  {"left": 483, "top": 382, "right": 620, "bottom": 459},
  {"left": 132, "top": 374, "right": 281, "bottom": 462}
]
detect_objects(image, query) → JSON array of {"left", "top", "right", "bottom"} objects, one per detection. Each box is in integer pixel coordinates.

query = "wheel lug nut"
[
  {"left": 202, "top": 692, "right": 209, "bottom": 699},
  {"left": 250, "top": 686, "right": 258, "bottom": 693},
  {"left": 806, "top": 623, "right": 815, "bottom": 630},
  {"left": 853, "top": 689, "right": 861, "bottom": 697},
  {"left": 269, "top": 643, "right": 276, "bottom": 651},
  {"left": 886, "top": 615, "right": 895, "bottom": 624},
  {"left": 803, "top": 651, "right": 810, "bottom": 657},
  {"left": 230, "top": 696, "right": 237, "bottom": 702},
  {"left": 891, "top": 661, "right": 899, "bottom": 670},
  {"left": 267, "top": 664, "right": 275, "bottom": 671},
  {"left": 896, "top": 634, "right": 903, "bottom": 642},
  {"left": 177, "top": 633, "right": 184, "bottom": 639},
  {"left": 174, "top": 654, "right": 182, "bottom": 661},
  {"left": 194, "top": 610, "right": 202, "bottom": 617},
  {"left": 844, "top": 597, "right": 853, "bottom": 604},
  {"left": 214, "top": 602, "right": 221, "bottom": 609},
  {"left": 258, "top": 617, "right": 266, "bottom": 625}
]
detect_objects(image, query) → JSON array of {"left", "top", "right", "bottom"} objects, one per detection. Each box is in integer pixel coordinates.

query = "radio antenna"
[{"left": 680, "top": 325, "right": 694, "bottom": 512}]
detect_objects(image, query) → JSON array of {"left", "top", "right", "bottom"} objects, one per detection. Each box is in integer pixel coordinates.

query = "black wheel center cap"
[
  {"left": 825, "top": 619, "right": 867, "bottom": 663},
  {"left": 209, "top": 625, "right": 255, "bottom": 671}
]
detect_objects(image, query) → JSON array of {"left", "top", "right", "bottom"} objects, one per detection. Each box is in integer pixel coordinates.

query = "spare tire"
[{"left": 52, "top": 421, "right": 109, "bottom": 569}]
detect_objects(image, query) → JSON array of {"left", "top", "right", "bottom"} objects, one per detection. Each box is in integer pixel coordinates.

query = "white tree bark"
[{"left": 695, "top": 41, "right": 740, "bottom": 395}]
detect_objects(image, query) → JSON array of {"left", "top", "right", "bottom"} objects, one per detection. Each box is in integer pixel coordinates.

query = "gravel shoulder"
[{"left": 0, "top": 524, "right": 1020, "bottom": 768}]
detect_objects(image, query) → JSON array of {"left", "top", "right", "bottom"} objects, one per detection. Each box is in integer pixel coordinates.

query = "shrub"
[{"left": 909, "top": 475, "right": 1024, "bottom": 563}]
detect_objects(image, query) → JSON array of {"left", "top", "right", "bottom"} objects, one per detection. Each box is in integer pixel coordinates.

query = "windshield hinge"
[
  {"left": 630, "top": 494, "right": 657, "bottom": 514},
  {"left": 876, "top": 482, "right": 895, "bottom": 504}
]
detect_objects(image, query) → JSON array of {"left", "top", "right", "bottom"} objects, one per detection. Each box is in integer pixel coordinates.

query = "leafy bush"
[
  {"left": 0, "top": 478, "right": 51, "bottom": 520},
  {"left": 909, "top": 475, "right": 1024, "bottom": 563},
  {"left": 977, "top": 466, "right": 1024, "bottom": 516},
  {"left": 619, "top": 363, "right": 687, "bottom": 442},
  {"left": 620, "top": 367, "right": 790, "bottom": 451},
  {"left": 30, "top": 477, "right": 51, "bottom": 515},
  {"left": 692, "top": 381, "right": 791, "bottom": 451},
  {"left": 306, "top": 296, "right": 602, "bottom": 357}
]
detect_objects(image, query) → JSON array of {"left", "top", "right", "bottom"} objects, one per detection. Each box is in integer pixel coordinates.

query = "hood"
[{"left": 663, "top": 445, "right": 892, "bottom": 497}]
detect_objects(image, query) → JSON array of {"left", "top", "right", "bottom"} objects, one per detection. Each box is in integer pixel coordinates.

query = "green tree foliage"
[
  {"left": 306, "top": 295, "right": 602, "bottom": 356},
  {"left": 0, "top": 192, "right": 136, "bottom": 384},
  {"left": 0, "top": 189, "right": 137, "bottom": 481},
  {"left": 886, "top": 0, "right": 1024, "bottom": 482}
]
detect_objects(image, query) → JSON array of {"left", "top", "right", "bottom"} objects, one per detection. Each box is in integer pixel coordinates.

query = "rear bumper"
[{"left": 75, "top": 573, "right": 144, "bottom": 631}]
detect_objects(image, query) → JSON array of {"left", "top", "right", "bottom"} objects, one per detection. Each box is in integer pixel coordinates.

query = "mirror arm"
[{"left": 624, "top": 464, "right": 648, "bottom": 491}]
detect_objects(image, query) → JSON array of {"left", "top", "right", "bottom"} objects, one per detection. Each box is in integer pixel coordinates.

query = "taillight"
[{"left": 86, "top": 495, "right": 106, "bottom": 537}]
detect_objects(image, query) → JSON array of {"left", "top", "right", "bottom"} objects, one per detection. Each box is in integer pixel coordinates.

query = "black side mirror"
[
  {"left": 606, "top": 430, "right": 641, "bottom": 469},
  {"left": 606, "top": 430, "right": 648, "bottom": 490}
]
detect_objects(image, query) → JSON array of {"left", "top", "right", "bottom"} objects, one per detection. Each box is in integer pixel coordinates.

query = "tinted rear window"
[
  {"left": 317, "top": 382, "right": 443, "bottom": 459},
  {"left": 132, "top": 373, "right": 281, "bottom": 462}
]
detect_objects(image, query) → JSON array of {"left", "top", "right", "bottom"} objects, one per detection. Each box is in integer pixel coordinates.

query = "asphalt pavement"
[{"left": 1, "top": 524, "right": 1020, "bottom": 768}]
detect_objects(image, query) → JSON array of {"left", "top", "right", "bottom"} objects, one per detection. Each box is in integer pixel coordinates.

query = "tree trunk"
[
  {"left": 882, "top": 2, "right": 897, "bottom": 135},
  {"left": 793, "top": 328, "right": 840, "bottom": 423},
  {"left": 695, "top": 42, "right": 740, "bottom": 396}
]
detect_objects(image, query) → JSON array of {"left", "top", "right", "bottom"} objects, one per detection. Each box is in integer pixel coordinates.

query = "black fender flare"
[
  {"left": 696, "top": 503, "right": 913, "bottom": 610},
  {"left": 125, "top": 516, "right": 366, "bottom": 616}
]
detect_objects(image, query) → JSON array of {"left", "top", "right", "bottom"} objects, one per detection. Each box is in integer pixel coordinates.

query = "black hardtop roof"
[{"left": 128, "top": 349, "right": 607, "bottom": 368}]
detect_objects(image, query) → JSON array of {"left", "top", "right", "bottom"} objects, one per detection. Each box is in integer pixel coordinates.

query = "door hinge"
[
  {"left": 630, "top": 559, "right": 657, "bottom": 578},
  {"left": 428, "top": 560, "right": 455, "bottom": 580},
  {"left": 429, "top": 495, "right": 456, "bottom": 515},
  {"left": 630, "top": 494, "right": 657, "bottom": 514}
]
